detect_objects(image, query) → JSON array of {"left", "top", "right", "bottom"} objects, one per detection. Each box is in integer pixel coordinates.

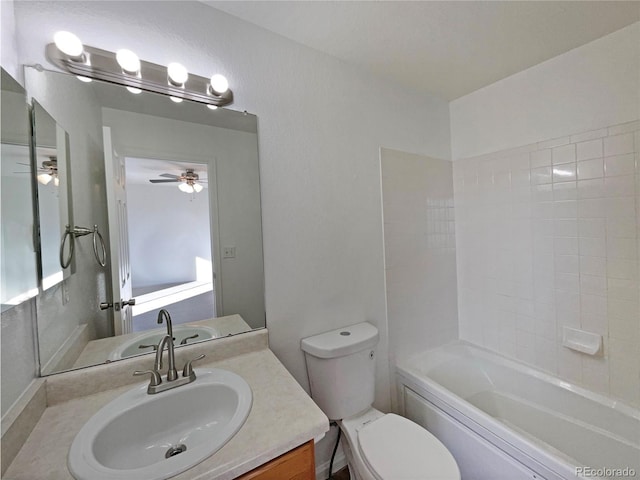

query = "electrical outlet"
[{"left": 223, "top": 246, "right": 236, "bottom": 258}]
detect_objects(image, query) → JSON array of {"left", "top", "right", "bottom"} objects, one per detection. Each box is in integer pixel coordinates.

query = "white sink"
[
  {"left": 68, "top": 369, "right": 252, "bottom": 480},
  {"left": 109, "top": 325, "right": 219, "bottom": 360}
]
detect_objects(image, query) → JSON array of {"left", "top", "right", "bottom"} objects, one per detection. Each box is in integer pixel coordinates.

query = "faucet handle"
[
  {"left": 133, "top": 369, "right": 162, "bottom": 387},
  {"left": 182, "top": 354, "right": 206, "bottom": 378}
]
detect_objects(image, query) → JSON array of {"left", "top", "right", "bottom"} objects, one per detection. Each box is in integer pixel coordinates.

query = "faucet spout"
[
  {"left": 156, "top": 309, "right": 178, "bottom": 381},
  {"left": 157, "top": 309, "right": 173, "bottom": 340}
]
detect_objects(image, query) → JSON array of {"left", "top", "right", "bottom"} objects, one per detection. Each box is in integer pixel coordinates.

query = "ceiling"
[{"left": 205, "top": 1, "right": 639, "bottom": 100}]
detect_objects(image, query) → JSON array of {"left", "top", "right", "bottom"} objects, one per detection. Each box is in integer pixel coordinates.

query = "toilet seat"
[{"left": 357, "top": 414, "right": 460, "bottom": 480}]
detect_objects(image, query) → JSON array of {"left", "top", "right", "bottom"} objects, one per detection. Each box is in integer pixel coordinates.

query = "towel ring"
[{"left": 59, "top": 224, "right": 107, "bottom": 268}]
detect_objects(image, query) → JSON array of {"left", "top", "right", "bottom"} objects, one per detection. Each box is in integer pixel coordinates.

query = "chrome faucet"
[{"left": 133, "top": 309, "right": 205, "bottom": 394}]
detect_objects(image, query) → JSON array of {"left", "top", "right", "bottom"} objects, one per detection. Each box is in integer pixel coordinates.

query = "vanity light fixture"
[
  {"left": 167, "top": 62, "right": 189, "bottom": 87},
  {"left": 116, "top": 49, "right": 140, "bottom": 75},
  {"left": 209, "top": 74, "right": 229, "bottom": 95},
  {"left": 47, "top": 32, "right": 234, "bottom": 107},
  {"left": 53, "top": 31, "right": 84, "bottom": 60}
]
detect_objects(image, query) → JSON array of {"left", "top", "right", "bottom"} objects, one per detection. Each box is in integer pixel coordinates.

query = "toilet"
[{"left": 302, "top": 322, "right": 460, "bottom": 480}]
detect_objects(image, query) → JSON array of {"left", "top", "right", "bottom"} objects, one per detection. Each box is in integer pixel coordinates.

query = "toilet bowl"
[
  {"left": 301, "top": 322, "right": 460, "bottom": 480},
  {"left": 340, "top": 408, "right": 460, "bottom": 480}
]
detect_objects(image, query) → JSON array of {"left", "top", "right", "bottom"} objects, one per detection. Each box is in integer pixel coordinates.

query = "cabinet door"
[{"left": 235, "top": 441, "right": 315, "bottom": 480}]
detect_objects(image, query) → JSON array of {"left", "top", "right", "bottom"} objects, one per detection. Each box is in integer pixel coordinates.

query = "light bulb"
[
  {"left": 53, "top": 176, "right": 60, "bottom": 187},
  {"left": 167, "top": 62, "right": 188, "bottom": 85},
  {"left": 209, "top": 74, "right": 228, "bottom": 95},
  {"left": 170, "top": 96, "right": 183, "bottom": 103},
  {"left": 54, "top": 31, "right": 84, "bottom": 58},
  {"left": 37, "top": 173, "right": 53, "bottom": 185},
  {"left": 179, "top": 182, "right": 194, "bottom": 193},
  {"left": 76, "top": 75, "right": 92, "bottom": 83},
  {"left": 127, "top": 86, "right": 142, "bottom": 94},
  {"left": 193, "top": 183, "right": 204, "bottom": 193},
  {"left": 207, "top": 104, "right": 218, "bottom": 110},
  {"left": 116, "top": 49, "right": 140, "bottom": 74}
]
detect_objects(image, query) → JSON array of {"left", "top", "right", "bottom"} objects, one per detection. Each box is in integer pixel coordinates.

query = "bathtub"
[{"left": 395, "top": 342, "right": 639, "bottom": 480}]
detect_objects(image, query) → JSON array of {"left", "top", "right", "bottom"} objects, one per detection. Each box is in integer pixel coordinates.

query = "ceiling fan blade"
[
  {"left": 149, "top": 179, "right": 180, "bottom": 183},
  {"left": 16, "top": 162, "right": 32, "bottom": 167},
  {"left": 159, "top": 173, "right": 180, "bottom": 179}
]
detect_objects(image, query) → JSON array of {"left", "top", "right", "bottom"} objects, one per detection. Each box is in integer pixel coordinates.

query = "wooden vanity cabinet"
[{"left": 235, "top": 440, "right": 315, "bottom": 480}]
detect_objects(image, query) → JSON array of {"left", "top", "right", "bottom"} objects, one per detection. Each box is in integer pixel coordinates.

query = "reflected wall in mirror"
[
  {"left": 25, "top": 67, "right": 265, "bottom": 375},
  {"left": 1, "top": 69, "right": 38, "bottom": 311},
  {"left": 32, "top": 100, "right": 73, "bottom": 290}
]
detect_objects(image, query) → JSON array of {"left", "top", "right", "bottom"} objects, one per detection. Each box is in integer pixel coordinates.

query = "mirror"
[
  {"left": 25, "top": 67, "right": 266, "bottom": 375},
  {"left": 32, "top": 100, "right": 73, "bottom": 290},
  {"left": 1, "top": 69, "right": 39, "bottom": 311}
]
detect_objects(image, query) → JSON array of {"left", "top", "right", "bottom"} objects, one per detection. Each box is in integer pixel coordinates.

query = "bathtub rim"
[{"left": 398, "top": 340, "right": 640, "bottom": 420}]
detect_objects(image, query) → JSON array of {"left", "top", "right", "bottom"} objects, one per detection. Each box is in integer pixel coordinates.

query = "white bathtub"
[{"left": 396, "top": 342, "right": 639, "bottom": 480}]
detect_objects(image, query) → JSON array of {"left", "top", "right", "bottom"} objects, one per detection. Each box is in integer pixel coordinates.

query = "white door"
[{"left": 103, "top": 126, "right": 134, "bottom": 335}]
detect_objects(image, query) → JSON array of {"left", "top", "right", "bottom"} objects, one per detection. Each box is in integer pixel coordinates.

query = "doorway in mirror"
[{"left": 124, "top": 157, "right": 216, "bottom": 332}]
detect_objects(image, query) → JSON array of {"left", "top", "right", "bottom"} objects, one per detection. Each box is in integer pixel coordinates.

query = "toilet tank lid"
[{"left": 301, "top": 322, "right": 379, "bottom": 359}]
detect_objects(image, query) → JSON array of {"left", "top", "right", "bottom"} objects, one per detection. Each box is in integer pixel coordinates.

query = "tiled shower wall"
[
  {"left": 453, "top": 121, "right": 640, "bottom": 406},
  {"left": 382, "top": 148, "right": 458, "bottom": 365}
]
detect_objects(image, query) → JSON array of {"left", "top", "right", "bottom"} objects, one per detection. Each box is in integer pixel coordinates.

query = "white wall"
[
  {"left": 13, "top": 0, "right": 451, "bottom": 464},
  {"left": 1, "top": 0, "right": 19, "bottom": 81},
  {"left": 450, "top": 22, "right": 640, "bottom": 160},
  {"left": 1, "top": 1, "right": 38, "bottom": 417},
  {"left": 381, "top": 148, "right": 458, "bottom": 368},
  {"left": 451, "top": 24, "right": 640, "bottom": 406}
]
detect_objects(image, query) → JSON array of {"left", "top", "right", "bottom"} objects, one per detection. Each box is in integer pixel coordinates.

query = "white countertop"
[{"left": 4, "top": 342, "right": 329, "bottom": 480}]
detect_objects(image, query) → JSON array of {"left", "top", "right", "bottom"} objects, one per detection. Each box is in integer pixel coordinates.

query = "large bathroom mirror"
[
  {"left": 25, "top": 67, "right": 265, "bottom": 375},
  {"left": 1, "top": 69, "right": 39, "bottom": 311}
]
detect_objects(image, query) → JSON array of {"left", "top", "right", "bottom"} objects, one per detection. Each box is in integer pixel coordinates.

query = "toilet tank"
[{"left": 301, "top": 322, "right": 379, "bottom": 420}]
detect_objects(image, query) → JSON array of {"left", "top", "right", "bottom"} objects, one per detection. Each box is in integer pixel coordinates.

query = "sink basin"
[
  {"left": 108, "top": 325, "right": 219, "bottom": 360},
  {"left": 68, "top": 368, "right": 252, "bottom": 480}
]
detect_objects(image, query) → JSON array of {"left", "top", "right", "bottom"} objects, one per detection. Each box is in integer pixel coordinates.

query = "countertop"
[{"left": 3, "top": 341, "right": 329, "bottom": 479}]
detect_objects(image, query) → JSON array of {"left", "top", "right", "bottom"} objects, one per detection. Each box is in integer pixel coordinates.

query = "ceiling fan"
[
  {"left": 14, "top": 156, "right": 59, "bottom": 185},
  {"left": 149, "top": 168, "right": 207, "bottom": 193}
]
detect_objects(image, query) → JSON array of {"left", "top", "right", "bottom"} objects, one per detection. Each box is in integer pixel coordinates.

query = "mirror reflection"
[
  {"left": 25, "top": 67, "right": 265, "bottom": 375},
  {"left": 32, "top": 100, "right": 73, "bottom": 290},
  {"left": 0, "top": 69, "right": 38, "bottom": 311}
]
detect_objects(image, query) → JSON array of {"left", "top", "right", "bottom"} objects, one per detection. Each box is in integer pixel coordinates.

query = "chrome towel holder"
[{"left": 60, "top": 224, "right": 107, "bottom": 268}]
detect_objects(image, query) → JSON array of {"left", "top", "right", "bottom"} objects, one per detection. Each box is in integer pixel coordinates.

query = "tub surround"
[{"left": 2, "top": 329, "right": 330, "bottom": 479}]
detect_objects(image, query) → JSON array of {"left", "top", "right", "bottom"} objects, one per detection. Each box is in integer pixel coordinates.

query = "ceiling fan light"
[
  {"left": 178, "top": 182, "right": 194, "bottom": 193},
  {"left": 37, "top": 173, "right": 53, "bottom": 185},
  {"left": 193, "top": 182, "right": 204, "bottom": 193},
  {"left": 53, "top": 176, "right": 60, "bottom": 187}
]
